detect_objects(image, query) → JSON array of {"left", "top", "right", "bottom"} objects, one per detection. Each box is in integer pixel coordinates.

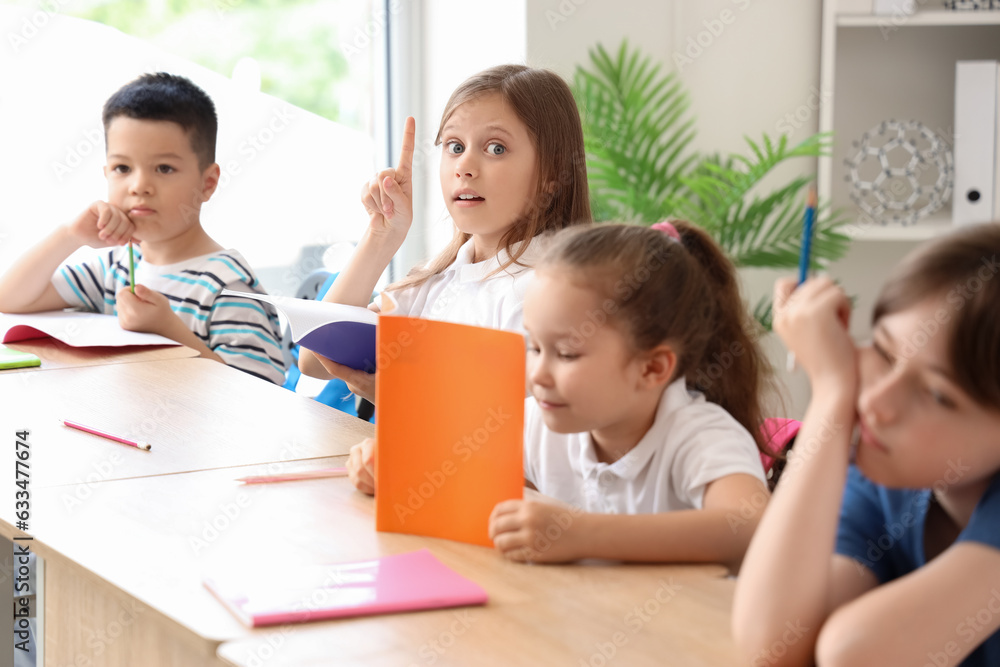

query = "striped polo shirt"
[{"left": 52, "top": 246, "right": 286, "bottom": 384}]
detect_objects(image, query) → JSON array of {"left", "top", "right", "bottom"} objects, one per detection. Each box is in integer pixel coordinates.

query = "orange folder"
[{"left": 375, "top": 316, "right": 525, "bottom": 547}]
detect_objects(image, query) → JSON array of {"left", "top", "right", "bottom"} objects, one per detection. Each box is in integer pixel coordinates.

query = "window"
[{"left": 0, "top": 0, "right": 388, "bottom": 295}]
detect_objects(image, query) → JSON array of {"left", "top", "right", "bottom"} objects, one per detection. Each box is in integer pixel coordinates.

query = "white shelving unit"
[{"left": 819, "top": 1, "right": 1000, "bottom": 241}]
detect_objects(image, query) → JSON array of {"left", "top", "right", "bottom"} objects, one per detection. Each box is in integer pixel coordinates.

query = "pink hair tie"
[{"left": 651, "top": 221, "right": 681, "bottom": 241}]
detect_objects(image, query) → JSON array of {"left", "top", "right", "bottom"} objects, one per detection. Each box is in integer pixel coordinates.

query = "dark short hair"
[
  {"left": 102, "top": 72, "right": 217, "bottom": 169},
  {"left": 874, "top": 222, "right": 1000, "bottom": 409}
]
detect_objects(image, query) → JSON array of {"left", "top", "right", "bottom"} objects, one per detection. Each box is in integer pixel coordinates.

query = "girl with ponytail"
[{"left": 485, "top": 221, "right": 772, "bottom": 568}]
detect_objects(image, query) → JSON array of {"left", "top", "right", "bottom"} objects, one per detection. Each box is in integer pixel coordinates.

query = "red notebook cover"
[{"left": 203, "top": 549, "right": 488, "bottom": 628}]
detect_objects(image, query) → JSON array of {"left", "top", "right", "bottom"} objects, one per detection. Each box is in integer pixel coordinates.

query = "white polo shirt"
[
  {"left": 377, "top": 238, "right": 540, "bottom": 333},
  {"left": 523, "top": 378, "right": 767, "bottom": 513}
]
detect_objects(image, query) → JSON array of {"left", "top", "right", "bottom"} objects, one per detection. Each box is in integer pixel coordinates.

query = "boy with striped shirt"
[{"left": 0, "top": 73, "right": 285, "bottom": 384}]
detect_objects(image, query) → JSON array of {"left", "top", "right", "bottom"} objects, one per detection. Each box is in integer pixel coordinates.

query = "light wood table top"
[
  {"left": 0, "top": 357, "right": 373, "bottom": 488},
  {"left": 3, "top": 337, "right": 198, "bottom": 371},
  {"left": 11, "top": 458, "right": 740, "bottom": 666}
]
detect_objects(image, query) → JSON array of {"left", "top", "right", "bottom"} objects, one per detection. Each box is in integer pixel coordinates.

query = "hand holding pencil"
[{"left": 786, "top": 186, "right": 817, "bottom": 372}]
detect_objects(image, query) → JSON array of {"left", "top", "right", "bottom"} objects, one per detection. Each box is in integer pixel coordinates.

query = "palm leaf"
[
  {"left": 673, "top": 133, "right": 849, "bottom": 268},
  {"left": 573, "top": 42, "right": 698, "bottom": 222},
  {"left": 572, "top": 40, "right": 852, "bottom": 328}
]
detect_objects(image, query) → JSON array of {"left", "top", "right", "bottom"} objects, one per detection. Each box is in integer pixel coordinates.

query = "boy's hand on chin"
[{"left": 70, "top": 201, "right": 136, "bottom": 248}]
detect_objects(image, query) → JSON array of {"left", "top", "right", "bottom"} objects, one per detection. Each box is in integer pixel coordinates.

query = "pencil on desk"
[
  {"left": 787, "top": 186, "right": 817, "bottom": 372},
  {"left": 128, "top": 241, "right": 136, "bottom": 293},
  {"left": 61, "top": 419, "right": 151, "bottom": 451},
  {"left": 236, "top": 467, "right": 349, "bottom": 485}
]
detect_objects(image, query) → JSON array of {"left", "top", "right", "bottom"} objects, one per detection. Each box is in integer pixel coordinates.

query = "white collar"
[
  {"left": 579, "top": 378, "right": 700, "bottom": 481},
  {"left": 446, "top": 238, "right": 535, "bottom": 284}
]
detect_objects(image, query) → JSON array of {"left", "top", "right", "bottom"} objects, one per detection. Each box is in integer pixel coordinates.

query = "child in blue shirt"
[{"left": 733, "top": 223, "right": 1000, "bottom": 666}]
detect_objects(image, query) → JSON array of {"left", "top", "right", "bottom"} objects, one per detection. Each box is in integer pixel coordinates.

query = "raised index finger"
[{"left": 395, "top": 116, "right": 415, "bottom": 179}]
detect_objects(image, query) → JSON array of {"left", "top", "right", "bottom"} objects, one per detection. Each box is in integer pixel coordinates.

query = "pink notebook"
[{"left": 203, "top": 549, "right": 488, "bottom": 627}]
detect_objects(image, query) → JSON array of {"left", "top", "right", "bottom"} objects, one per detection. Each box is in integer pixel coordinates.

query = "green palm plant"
[{"left": 572, "top": 41, "right": 850, "bottom": 321}]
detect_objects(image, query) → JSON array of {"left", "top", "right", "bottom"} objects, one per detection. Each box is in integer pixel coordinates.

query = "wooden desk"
[
  {"left": 11, "top": 460, "right": 740, "bottom": 667},
  {"left": 3, "top": 337, "right": 197, "bottom": 371},
  {"left": 0, "top": 357, "right": 373, "bottom": 487}
]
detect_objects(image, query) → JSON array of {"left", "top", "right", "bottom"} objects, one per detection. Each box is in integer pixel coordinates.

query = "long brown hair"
[
  {"left": 874, "top": 222, "right": 1000, "bottom": 409},
  {"left": 539, "top": 222, "right": 771, "bottom": 453},
  {"left": 389, "top": 64, "right": 592, "bottom": 293}
]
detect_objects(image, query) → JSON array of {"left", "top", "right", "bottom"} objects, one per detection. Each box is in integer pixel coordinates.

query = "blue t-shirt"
[{"left": 836, "top": 465, "right": 1000, "bottom": 666}]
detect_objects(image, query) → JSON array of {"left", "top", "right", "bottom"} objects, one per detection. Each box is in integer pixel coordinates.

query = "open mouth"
[{"left": 455, "top": 194, "right": 485, "bottom": 202}]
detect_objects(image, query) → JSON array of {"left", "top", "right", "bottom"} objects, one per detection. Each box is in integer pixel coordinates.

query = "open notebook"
[
  {"left": 220, "top": 289, "right": 395, "bottom": 372},
  {"left": 0, "top": 311, "right": 177, "bottom": 347},
  {"left": 203, "top": 549, "right": 488, "bottom": 628}
]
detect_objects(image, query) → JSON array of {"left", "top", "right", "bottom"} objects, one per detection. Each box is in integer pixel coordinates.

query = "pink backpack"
[{"left": 759, "top": 418, "right": 801, "bottom": 476}]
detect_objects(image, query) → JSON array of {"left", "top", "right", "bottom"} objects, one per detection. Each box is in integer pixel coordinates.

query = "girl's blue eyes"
[{"left": 444, "top": 142, "right": 506, "bottom": 155}]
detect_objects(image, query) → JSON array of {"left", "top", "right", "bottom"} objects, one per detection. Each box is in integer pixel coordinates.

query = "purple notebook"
[
  {"left": 220, "top": 289, "right": 378, "bottom": 371},
  {"left": 204, "top": 549, "right": 488, "bottom": 627}
]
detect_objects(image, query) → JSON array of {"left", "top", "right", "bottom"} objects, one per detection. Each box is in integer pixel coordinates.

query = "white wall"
[{"left": 410, "top": 0, "right": 921, "bottom": 418}]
